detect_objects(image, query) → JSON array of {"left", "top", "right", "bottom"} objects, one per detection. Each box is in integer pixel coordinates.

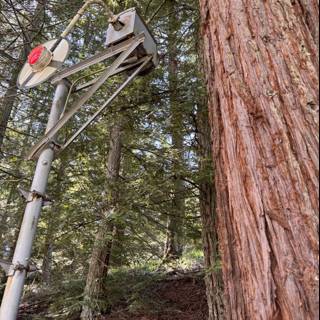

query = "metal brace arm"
[
  {"left": 26, "top": 34, "right": 145, "bottom": 161},
  {"left": 51, "top": 35, "right": 144, "bottom": 85},
  {"left": 59, "top": 55, "right": 152, "bottom": 153},
  {"left": 74, "top": 57, "right": 143, "bottom": 92}
]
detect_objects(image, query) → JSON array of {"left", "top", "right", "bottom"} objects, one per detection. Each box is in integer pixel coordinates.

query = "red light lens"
[{"left": 28, "top": 46, "right": 45, "bottom": 65}]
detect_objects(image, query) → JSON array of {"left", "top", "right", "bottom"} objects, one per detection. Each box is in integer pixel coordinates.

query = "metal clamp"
[
  {"left": 0, "top": 260, "right": 38, "bottom": 277},
  {"left": 18, "top": 187, "right": 53, "bottom": 207}
]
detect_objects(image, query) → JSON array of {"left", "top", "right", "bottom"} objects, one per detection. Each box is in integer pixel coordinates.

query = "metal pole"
[
  {"left": 60, "top": 0, "right": 122, "bottom": 39},
  {"left": 0, "top": 80, "right": 70, "bottom": 320}
]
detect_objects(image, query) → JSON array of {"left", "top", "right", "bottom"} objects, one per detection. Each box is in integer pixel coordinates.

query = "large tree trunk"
[
  {"left": 164, "top": 0, "right": 185, "bottom": 260},
  {"left": 199, "top": 1, "right": 319, "bottom": 319},
  {"left": 198, "top": 103, "right": 225, "bottom": 320},
  {"left": 81, "top": 122, "right": 123, "bottom": 320}
]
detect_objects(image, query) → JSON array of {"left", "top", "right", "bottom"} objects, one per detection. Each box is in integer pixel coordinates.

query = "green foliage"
[{"left": 0, "top": 0, "right": 215, "bottom": 317}]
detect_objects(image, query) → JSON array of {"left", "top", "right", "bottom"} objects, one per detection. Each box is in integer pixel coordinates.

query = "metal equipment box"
[{"left": 106, "top": 8, "right": 158, "bottom": 68}]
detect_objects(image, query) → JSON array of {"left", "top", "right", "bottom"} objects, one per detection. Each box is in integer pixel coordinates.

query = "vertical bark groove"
[{"left": 198, "top": 102, "right": 225, "bottom": 320}]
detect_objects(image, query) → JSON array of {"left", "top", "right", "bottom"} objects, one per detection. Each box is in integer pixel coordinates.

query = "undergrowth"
[{"left": 18, "top": 248, "right": 205, "bottom": 320}]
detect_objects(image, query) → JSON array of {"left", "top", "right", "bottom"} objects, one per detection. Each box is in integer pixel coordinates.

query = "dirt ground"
[
  {"left": 17, "top": 272, "right": 208, "bottom": 320},
  {"left": 107, "top": 277, "right": 208, "bottom": 320}
]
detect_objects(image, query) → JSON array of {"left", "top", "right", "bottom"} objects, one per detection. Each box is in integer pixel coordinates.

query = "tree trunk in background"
[
  {"left": 0, "top": 185, "right": 16, "bottom": 285},
  {"left": 198, "top": 104, "right": 224, "bottom": 320},
  {"left": 41, "top": 162, "right": 66, "bottom": 286},
  {"left": 41, "top": 240, "right": 53, "bottom": 286},
  {"left": 0, "top": 0, "right": 47, "bottom": 152},
  {"left": 199, "top": 1, "right": 319, "bottom": 319},
  {"left": 164, "top": 0, "right": 185, "bottom": 261},
  {"left": 81, "top": 122, "right": 123, "bottom": 320},
  {"left": 0, "top": 67, "right": 19, "bottom": 152},
  {"left": 0, "top": 119, "right": 33, "bottom": 279}
]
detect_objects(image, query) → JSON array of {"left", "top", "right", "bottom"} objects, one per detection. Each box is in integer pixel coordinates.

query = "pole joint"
[
  {"left": 0, "top": 260, "right": 38, "bottom": 277},
  {"left": 18, "top": 187, "right": 53, "bottom": 207}
]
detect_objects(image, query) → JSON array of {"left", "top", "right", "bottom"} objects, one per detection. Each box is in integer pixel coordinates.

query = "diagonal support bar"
[
  {"left": 26, "top": 34, "right": 145, "bottom": 161},
  {"left": 74, "top": 57, "right": 143, "bottom": 92},
  {"left": 59, "top": 55, "right": 152, "bottom": 154},
  {"left": 51, "top": 35, "right": 144, "bottom": 85}
]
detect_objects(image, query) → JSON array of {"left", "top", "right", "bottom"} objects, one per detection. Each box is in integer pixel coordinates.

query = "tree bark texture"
[
  {"left": 164, "top": 0, "right": 185, "bottom": 260},
  {"left": 198, "top": 104, "right": 225, "bottom": 320},
  {"left": 0, "top": 66, "right": 20, "bottom": 152},
  {"left": 199, "top": 1, "right": 319, "bottom": 319},
  {"left": 81, "top": 122, "right": 122, "bottom": 320}
]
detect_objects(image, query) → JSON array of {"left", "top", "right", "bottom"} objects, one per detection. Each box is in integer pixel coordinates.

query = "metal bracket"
[
  {"left": 0, "top": 259, "right": 38, "bottom": 277},
  {"left": 18, "top": 187, "right": 53, "bottom": 207},
  {"left": 26, "top": 34, "right": 146, "bottom": 161},
  {"left": 58, "top": 55, "right": 152, "bottom": 154}
]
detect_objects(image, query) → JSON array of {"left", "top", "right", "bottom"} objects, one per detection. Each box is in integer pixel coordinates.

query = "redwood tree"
[{"left": 199, "top": 1, "right": 319, "bottom": 319}]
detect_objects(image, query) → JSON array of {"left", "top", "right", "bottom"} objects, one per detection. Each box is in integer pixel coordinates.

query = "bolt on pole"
[{"left": 0, "top": 80, "right": 70, "bottom": 320}]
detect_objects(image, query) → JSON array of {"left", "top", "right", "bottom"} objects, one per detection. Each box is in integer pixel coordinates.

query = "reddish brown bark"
[
  {"left": 199, "top": 1, "right": 319, "bottom": 319},
  {"left": 198, "top": 103, "right": 225, "bottom": 320}
]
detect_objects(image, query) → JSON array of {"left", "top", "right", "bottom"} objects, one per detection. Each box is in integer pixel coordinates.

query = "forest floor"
[
  {"left": 107, "top": 273, "right": 208, "bottom": 320},
  {"left": 17, "top": 268, "right": 208, "bottom": 320}
]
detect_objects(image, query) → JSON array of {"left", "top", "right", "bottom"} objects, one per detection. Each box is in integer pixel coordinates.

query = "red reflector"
[{"left": 28, "top": 46, "right": 45, "bottom": 65}]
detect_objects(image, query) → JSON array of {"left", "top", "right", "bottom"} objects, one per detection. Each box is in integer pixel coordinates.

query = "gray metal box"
[{"left": 106, "top": 8, "right": 158, "bottom": 67}]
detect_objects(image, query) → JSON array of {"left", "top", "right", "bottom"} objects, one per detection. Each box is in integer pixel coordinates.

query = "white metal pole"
[{"left": 0, "top": 80, "right": 70, "bottom": 320}]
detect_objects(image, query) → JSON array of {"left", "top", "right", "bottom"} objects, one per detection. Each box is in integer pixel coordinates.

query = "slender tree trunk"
[
  {"left": 164, "top": 0, "right": 185, "bottom": 260},
  {"left": 41, "top": 161, "right": 66, "bottom": 286},
  {"left": 0, "top": 118, "right": 33, "bottom": 268},
  {"left": 0, "top": 185, "right": 17, "bottom": 285},
  {"left": 199, "top": 1, "right": 319, "bottom": 319},
  {"left": 0, "top": 186, "right": 15, "bottom": 255},
  {"left": 81, "top": 122, "right": 123, "bottom": 320},
  {"left": 41, "top": 240, "right": 53, "bottom": 286},
  {"left": 198, "top": 103, "right": 225, "bottom": 320},
  {"left": 0, "top": 67, "right": 20, "bottom": 152}
]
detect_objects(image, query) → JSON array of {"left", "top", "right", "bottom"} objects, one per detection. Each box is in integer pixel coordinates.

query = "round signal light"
[
  {"left": 28, "top": 46, "right": 45, "bottom": 65},
  {"left": 27, "top": 45, "right": 53, "bottom": 72}
]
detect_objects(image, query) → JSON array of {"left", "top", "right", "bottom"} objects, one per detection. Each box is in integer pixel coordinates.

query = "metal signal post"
[
  {"left": 0, "top": 2, "right": 158, "bottom": 319},
  {"left": 0, "top": 81, "right": 70, "bottom": 320}
]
